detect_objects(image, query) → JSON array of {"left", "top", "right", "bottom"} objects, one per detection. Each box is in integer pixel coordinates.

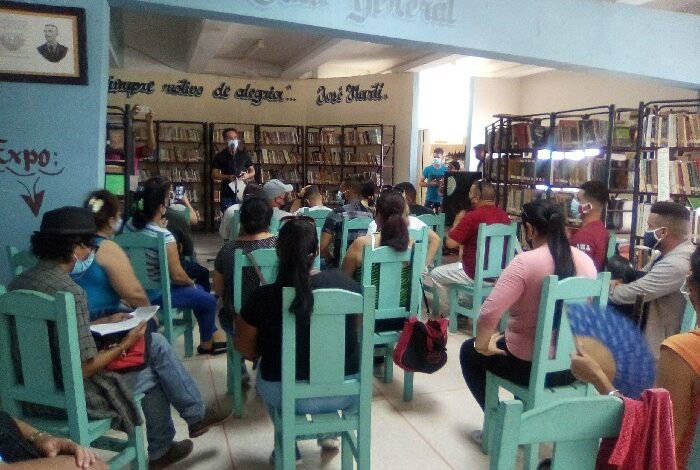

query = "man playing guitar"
[{"left": 211, "top": 128, "right": 255, "bottom": 214}]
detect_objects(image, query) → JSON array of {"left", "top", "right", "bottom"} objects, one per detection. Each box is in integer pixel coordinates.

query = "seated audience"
[
  {"left": 74, "top": 191, "right": 150, "bottom": 319},
  {"left": 393, "top": 182, "right": 434, "bottom": 216},
  {"left": 219, "top": 183, "right": 262, "bottom": 240},
  {"left": 609, "top": 201, "right": 694, "bottom": 358},
  {"left": 569, "top": 180, "right": 610, "bottom": 271},
  {"left": 320, "top": 178, "right": 373, "bottom": 267},
  {"left": 571, "top": 244, "right": 700, "bottom": 470},
  {"left": 170, "top": 226, "right": 210, "bottom": 292},
  {"left": 292, "top": 185, "right": 330, "bottom": 214},
  {"left": 342, "top": 190, "right": 417, "bottom": 331},
  {"left": 234, "top": 218, "right": 362, "bottom": 462},
  {"left": 164, "top": 192, "right": 199, "bottom": 260},
  {"left": 125, "top": 176, "right": 225, "bottom": 355},
  {"left": 262, "top": 179, "right": 294, "bottom": 221},
  {"left": 459, "top": 199, "right": 596, "bottom": 443},
  {"left": 429, "top": 180, "right": 510, "bottom": 316},
  {"left": 213, "top": 196, "right": 278, "bottom": 336},
  {"left": 360, "top": 178, "right": 377, "bottom": 216},
  {"left": 0, "top": 411, "right": 106, "bottom": 469},
  {"left": 9, "top": 207, "right": 229, "bottom": 469}
]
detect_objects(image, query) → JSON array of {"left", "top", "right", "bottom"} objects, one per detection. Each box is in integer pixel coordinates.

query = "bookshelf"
[
  {"left": 139, "top": 120, "right": 207, "bottom": 231},
  {"left": 258, "top": 124, "right": 304, "bottom": 189},
  {"left": 305, "top": 125, "right": 344, "bottom": 204},
  {"left": 209, "top": 122, "right": 255, "bottom": 229},
  {"left": 629, "top": 98, "right": 700, "bottom": 261},
  {"left": 105, "top": 106, "right": 130, "bottom": 207}
]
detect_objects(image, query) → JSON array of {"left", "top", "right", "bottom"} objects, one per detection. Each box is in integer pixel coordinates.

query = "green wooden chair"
[
  {"left": 680, "top": 301, "right": 697, "bottom": 333},
  {"left": 606, "top": 231, "right": 617, "bottom": 260},
  {"left": 361, "top": 227, "right": 428, "bottom": 401},
  {"left": 339, "top": 214, "right": 373, "bottom": 263},
  {"left": 227, "top": 209, "right": 241, "bottom": 240},
  {"left": 416, "top": 213, "right": 445, "bottom": 266},
  {"left": 270, "top": 218, "right": 281, "bottom": 236},
  {"left": 409, "top": 226, "right": 441, "bottom": 317},
  {"left": 300, "top": 208, "right": 331, "bottom": 270},
  {"left": 482, "top": 272, "right": 611, "bottom": 470},
  {"left": 228, "top": 247, "right": 279, "bottom": 417},
  {"left": 489, "top": 396, "right": 623, "bottom": 470},
  {"left": 0, "top": 289, "right": 146, "bottom": 469},
  {"left": 5, "top": 246, "right": 38, "bottom": 277},
  {"left": 114, "top": 232, "right": 195, "bottom": 357},
  {"left": 448, "top": 223, "right": 518, "bottom": 334},
  {"left": 273, "top": 286, "right": 376, "bottom": 470}
]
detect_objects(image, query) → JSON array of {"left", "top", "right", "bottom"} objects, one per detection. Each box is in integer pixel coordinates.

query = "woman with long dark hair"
[
  {"left": 234, "top": 218, "right": 362, "bottom": 463},
  {"left": 126, "top": 176, "right": 225, "bottom": 355},
  {"left": 459, "top": 198, "right": 596, "bottom": 444}
]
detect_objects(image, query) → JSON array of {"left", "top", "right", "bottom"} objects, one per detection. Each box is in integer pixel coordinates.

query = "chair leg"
[
  {"left": 523, "top": 443, "right": 540, "bottom": 470},
  {"left": 448, "top": 287, "right": 458, "bottom": 333},
  {"left": 129, "top": 422, "right": 147, "bottom": 470},
  {"left": 383, "top": 347, "right": 393, "bottom": 384},
  {"left": 482, "top": 374, "right": 499, "bottom": 454},
  {"left": 281, "top": 432, "right": 296, "bottom": 470},
  {"left": 341, "top": 431, "right": 353, "bottom": 470},
  {"left": 403, "top": 371, "right": 414, "bottom": 402},
  {"left": 184, "top": 309, "right": 194, "bottom": 358}
]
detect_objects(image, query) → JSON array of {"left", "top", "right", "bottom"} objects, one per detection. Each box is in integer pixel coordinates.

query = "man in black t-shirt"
[
  {"left": 211, "top": 127, "right": 255, "bottom": 213},
  {"left": 393, "top": 182, "right": 434, "bottom": 216}
]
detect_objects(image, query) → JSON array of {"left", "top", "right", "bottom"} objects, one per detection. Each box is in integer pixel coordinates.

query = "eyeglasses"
[{"left": 280, "top": 215, "right": 316, "bottom": 226}]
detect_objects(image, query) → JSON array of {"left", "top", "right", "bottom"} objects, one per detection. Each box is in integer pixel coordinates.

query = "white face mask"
[
  {"left": 111, "top": 217, "right": 123, "bottom": 233},
  {"left": 227, "top": 139, "right": 239, "bottom": 150}
]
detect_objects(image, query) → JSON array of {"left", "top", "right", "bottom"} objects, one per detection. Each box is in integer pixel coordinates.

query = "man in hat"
[
  {"left": 9, "top": 207, "right": 230, "bottom": 468},
  {"left": 262, "top": 179, "right": 294, "bottom": 221}
]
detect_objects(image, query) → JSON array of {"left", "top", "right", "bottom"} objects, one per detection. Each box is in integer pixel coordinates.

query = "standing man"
[
  {"left": 211, "top": 128, "right": 255, "bottom": 214},
  {"left": 569, "top": 180, "right": 610, "bottom": 271},
  {"left": 420, "top": 147, "right": 448, "bottom": 213},
  {"left": 473, "top": 144, "right": 486, "bottom": 172},
  {"left": 609, "top": 201, "right": 694, "bottom": 358},
  {"left": 37, "top": 24, "right": 68, "bottom": 63},
  {"left": 428, "top": 180, "right": 510, "bottom": 316}
]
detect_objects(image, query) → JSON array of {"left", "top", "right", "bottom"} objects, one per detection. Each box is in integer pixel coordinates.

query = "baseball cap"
[{"left": 263, "top": 179, "right": 293, "bottom": 201}]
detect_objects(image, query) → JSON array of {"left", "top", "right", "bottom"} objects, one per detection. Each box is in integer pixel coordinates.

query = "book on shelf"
[
  {"left": 139, "top": 167, "right": 201, "bottom": 183},
  {"left": 344, "top": 128, "right": 381, "bottom": 145},
  {"left": 157, "top": 147, "right": 202, "bottom": 163},
  {"left": 308, "top": 150, "right": 341, "bottom": 165},
  {"left": 159, "top": 125, "right": 202, "bottom": 142},
  {"left": 551, "top": 157, "right": 606, "bottom": 187},
  {"left": 613, "top": 119, "right": 636, "bottom": 148},
  {"left": 609, "top": 152, "right": 635, "bottom": 191},
  {"left": 107, "top": 129, "right": 125, "bottom": 152},
  {"left": 505, "top": 187, "right": 545, "bottom": 215},
  {"left": 260, "top": 129, "right": 299, "bottom": 145},
  {"left": 318, "top": 128, "right": 342, "bottom": 145},
  {"left": 507, "top": 158, "right": 537, "bottom": 183},
  {"left": 344, "top": 151, "right": 381, "bottom": 165},
  {"left": 212, "top": 128, "right": 254, "bottom": 145},
  {"left": 260, "top": 148, "right": 302, "bottom": 164},
  {"left": 260, "top": 168, "right": 301, "bottom": 184},
  {"left": 638, "top": 156, "right": 700, "bottom": 195},
  {"left": 306, "top": 168, "right": 341, "bottom": 185},
  {"left": 606, "top": 197, "right": 633, "bottom": 232},
  {"left": 642, "top": 112, "right": 700, "bottom": 148}
]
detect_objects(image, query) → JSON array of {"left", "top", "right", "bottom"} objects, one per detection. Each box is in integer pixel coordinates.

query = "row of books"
[
  {"left": 212, "top": 128, "right": 254, "bottom": 145},
  {"left": 307, "top": 168, "right": 342, "bottom": 185},
  {"left": 139, "top": 167, "right": 202, "bottom": 183},
  {"left": 608, "top": 153, "right": 635, "bottom": 191},
  {"left": 489, "top": 119, "right": 610, "bottom": 152},
  {"left": 506, "top": 158, "right": 548, "bottom": 184},
  {"left": 550, "top": 158, "right": 607, "bottom": 187},
  {"left": 260, "top": 130, "right": 300, "bottom": 145},
  {"left": 307, "top": 128, "right": 342, "bottom": 146},
  {"left": 641, "top": 112, "right": 700, "bottom": 148},
  {"left": 308, "top": 151, "right": 342, "bottom": 165},
  {"left": 155, "top": 147, "right": 203, "bottom": 163},
  {"left": 259, "top": 149, "right": 302, "bottom": 164},
  {"left": 554, "top": 119, "right": 609, "bottom": 149},
  {"left": 638, "top": 157, "right": 700, "bottom": 195},
  {"left": 346, "top": 152, "right": 382, "bottom": 165},
  {"left": 344, "top": 128, "right": 382, "bottom": 145},
  {"left": 505, "top": 187, "right": 544, "bottom": 215},
  {"left": 260, "top": 168, "right": 301, "bottom": 184},
  {"left": 158, "top": 126, "right": 202, "bottom": 143}
]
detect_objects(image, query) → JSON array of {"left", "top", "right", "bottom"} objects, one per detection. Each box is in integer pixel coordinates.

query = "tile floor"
[{"left": 140, "top": 234, "right": 504, "bottom": 469}]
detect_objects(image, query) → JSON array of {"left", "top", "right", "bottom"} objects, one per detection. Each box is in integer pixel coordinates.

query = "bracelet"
[
  {"left": 115, "top": 344, "right": 127, "bottom": 358},
  {"left": 27, "top": 430, "right": 51, "bottom": 444}
]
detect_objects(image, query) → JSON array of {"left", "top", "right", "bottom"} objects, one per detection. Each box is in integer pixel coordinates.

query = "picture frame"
[{"left": 0, "top": 1, "right": 88, "bottom": 85}]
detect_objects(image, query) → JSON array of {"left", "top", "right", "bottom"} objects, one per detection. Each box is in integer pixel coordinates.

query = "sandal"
[{"left": 197, "top": 342, "right": 227, "bottom": 356}]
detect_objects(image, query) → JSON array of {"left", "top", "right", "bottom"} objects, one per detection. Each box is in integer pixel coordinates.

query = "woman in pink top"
[{"left": 460, "top": 199, "right": 596, "bottom": 438}]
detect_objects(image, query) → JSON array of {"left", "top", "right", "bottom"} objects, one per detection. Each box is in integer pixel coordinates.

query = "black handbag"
[{"left": 0, "top": 411, "right": 41, "bottom": 462}]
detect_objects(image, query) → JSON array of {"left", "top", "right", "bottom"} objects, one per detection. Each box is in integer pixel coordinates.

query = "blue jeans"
[
  {"left": 123, "top": 333, "right": 205, "bottom": 460},
  {"left": 168, "top": 284, "right": 218, "bottom": 342},
  {"left": 256, "top": 371, "right": 358, "bottom": 416}
]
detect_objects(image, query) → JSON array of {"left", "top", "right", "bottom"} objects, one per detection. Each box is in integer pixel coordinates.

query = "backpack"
[{"left": 392, "top": 316, "right": 448, "bottom": 374}]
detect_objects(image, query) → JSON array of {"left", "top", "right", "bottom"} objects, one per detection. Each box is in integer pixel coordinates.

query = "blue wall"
[{"left": 0, "top": 0, "right": 110, "bottom": 283}]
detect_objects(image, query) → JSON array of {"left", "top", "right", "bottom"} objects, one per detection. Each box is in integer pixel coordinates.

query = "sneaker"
[
  {"left": 470, "top": 430, "right": 483, "bottom": 446},
  {"left": 269, "top": 444, "right": 302, "bottom": 466},
  {"left": 188, "top": 406, "right": 233, "bottom": 438},
  {"left": 148, "top": 439, "right": 193, "bottom": 469},
  {"left": 317, "top": 437, "right": 339, "bottom": 450}
]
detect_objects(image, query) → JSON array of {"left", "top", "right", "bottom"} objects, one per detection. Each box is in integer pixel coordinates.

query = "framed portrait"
[{"left": 0, "top": 1, "right": 87, "bottom": 85}]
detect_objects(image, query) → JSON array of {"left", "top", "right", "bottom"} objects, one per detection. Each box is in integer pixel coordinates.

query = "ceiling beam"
[
  {"left": 379, "top": 52, "right": 454, "bottom": 73},
  {"left": 185, "top": 19, "right": 228, "bottom": 73},
  {"left": 280, "top": 38, "right": 347, "bottom": 79},
  {"left": 204, "top": 58, "right": 283, "bottom": 77}
]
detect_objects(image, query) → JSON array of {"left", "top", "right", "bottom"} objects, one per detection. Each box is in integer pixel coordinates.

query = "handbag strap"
[{"left": 246, "top": 251, "right": 268, "bottom": 285}]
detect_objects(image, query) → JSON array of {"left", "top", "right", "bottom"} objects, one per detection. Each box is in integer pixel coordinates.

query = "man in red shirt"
[
  {"left": 428, "top": 180, "right": 510, "bottom": 316},
  {"left": 569, "top": 180, "right": 610, "bottom": 271}
]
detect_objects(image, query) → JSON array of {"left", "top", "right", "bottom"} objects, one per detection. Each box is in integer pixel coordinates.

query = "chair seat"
[
  {"left": 489, "top": 373, "right": 592, "bottom": 404},
  {"left": 272, "top": 409, "right": 361, "bottom": 438},
  {"left": 373, "top": 331, "right": 401, "bottom": 344},
  {"left": 25, "top": 416, "right": 113, "bottom": 443}
]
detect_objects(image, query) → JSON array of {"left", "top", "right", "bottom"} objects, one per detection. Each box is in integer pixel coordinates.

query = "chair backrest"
[
  {"left": 529, "top": 272, "right": 611, "bottom": 405},
  {"left": 606, "top": 231, "right": 617, "bottom": 259},
  {"left": 302, "top": 208, "right": 332, "bottom": 269},
  {"left": 228, "top": 209, "right": 241, "bottom": 240},
  {"left": 0, "top": 289, "right": 91, "bottom": 444},
  {"left": 681, "top": 301, "right": 697, "bottom": 333},
  {"left": 416, "top": 213, "right": 445, "bottom": 265},
  {"left": 113, "top": 231, "right": 173, "bottom": 311},
  {"left": 269, "top": 218, "right": 281, "bottom": 236},
  {"left": 340, "top": 214, "right": 372, "bottom": 262},
  {"left": 474, "top": 223, "right": 519, "bottom": 283},
  {"left": 490, "top": 396, "right": 623, "bottom": 470},
  {"left": 280, "top": 286, "right": 375, "bottom": 416},
  {"left": 5, "top": 246, "right": 38, "bottom": 277},
  {"left": 232, "top": 248, "right": 280, "bottom": 312},
  {"left": 360, "top": 229, "right": 428, "bottom": 320}
]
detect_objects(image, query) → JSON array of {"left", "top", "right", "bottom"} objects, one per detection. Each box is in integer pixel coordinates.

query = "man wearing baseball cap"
[{"left": 263, "top": 179, "right": 294, "bottom": 221}]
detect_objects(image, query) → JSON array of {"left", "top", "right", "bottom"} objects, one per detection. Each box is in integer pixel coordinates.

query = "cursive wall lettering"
[
  {"left": 108, "top": 76, "right": 155, "bottom": 98},
  {"left": 233, "top": 84, "right": 295, "bottom": 105},
  {"left": 161, "top": 79, "right": 204, "bottom": 98},
  {"left": 347, "top": 0, "right": 456, "bottom": 25},
  {"left": 316, "top": 82, "right": 388, "bottom": 106}
]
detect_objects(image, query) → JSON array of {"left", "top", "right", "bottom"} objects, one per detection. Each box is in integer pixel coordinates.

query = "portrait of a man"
[{"left": 37, "top": 24, "right": 68, "bottom": 63}]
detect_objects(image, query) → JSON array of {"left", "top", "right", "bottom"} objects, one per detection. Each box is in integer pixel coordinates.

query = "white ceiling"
[{"left": 112, "top": 0, "right": 699, "bottom": 80}]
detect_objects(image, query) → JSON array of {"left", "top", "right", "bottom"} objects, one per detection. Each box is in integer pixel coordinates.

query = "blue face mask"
[
  {"left": 71, "top": 250, "right": 95, "bottom": 276},
  {"left": 642, "top": 228, "right": 664, "bottom": 250}
]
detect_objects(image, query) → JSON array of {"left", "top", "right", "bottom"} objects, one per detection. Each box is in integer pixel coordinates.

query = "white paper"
[
  {"left": 657, "top": 147, "right": 670, "bottom": 201},
  {"left": 90, "top": 306, "right": 159, "bottom": 336}
]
